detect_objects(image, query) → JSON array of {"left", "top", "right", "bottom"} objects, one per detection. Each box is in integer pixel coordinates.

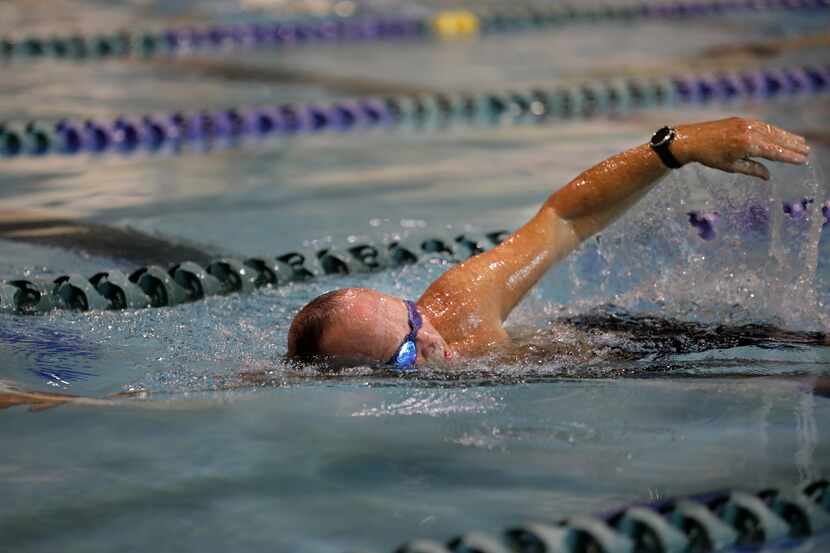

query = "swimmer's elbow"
[{"left": 564, "top": 213, "right": 610, "bottom": 243}]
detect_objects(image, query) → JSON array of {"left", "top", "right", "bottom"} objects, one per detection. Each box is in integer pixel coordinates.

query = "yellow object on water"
[{"left": 432, "top": 10, "right": 480, "bottom": 39}]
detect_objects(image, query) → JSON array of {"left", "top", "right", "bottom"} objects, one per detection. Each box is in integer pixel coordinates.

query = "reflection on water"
[
  {"left": 796, "top": 390, "right": 820, "bottom": 482},
  {"left": 553, "top": 164, "right": 829, "bottom": 331}
]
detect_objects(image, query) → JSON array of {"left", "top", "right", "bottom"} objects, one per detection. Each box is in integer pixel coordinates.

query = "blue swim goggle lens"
[{"left": 388, "top": 300, "right": 422, "bottom": 372}]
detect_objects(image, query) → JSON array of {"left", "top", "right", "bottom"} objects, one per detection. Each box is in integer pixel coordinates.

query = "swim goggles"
[{"left": 388, "top": 300, "right": 422, "bottom": 372}]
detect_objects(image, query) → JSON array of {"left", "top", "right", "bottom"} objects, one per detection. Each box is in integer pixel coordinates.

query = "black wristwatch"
[{"left": 650, "top": 126, "right": 683, "bottom": 169}]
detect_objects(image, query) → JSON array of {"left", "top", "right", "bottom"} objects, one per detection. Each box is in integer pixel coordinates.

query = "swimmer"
[{"left": 287, "top": 117, "right": 811, "bottom": 370}]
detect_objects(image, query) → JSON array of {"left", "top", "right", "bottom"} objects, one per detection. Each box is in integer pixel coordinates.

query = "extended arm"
[{"left": 418, "top": 118, "right": 809, "bottom": 355}]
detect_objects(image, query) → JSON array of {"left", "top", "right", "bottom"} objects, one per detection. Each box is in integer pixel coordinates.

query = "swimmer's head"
[{"left": 287, "top": 288, "right": 451, "bottom": 368}]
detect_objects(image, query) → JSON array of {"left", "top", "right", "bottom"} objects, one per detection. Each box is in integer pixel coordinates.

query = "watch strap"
[{"left": 650, "top": 126, "right": 683, "bottom": 169}]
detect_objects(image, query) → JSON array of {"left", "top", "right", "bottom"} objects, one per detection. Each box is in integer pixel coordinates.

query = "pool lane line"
[
  {"left": 1, "top": 0, "right": 829, "bottom": 65},
  {"left": 1, "top": 192, "right": 827, "bottom": 315},
  {"left": 379, "top": 479, "right": 830, "bottom": 553},
  {"left": 0, "top": 62, "right": 828, "bottom": 160},
  {"left": 0, "top": 230, "right": 507, "bottom": 314}
]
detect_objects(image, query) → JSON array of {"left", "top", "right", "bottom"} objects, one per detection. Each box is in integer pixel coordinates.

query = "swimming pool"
[{"left": 1, "top": 1, "right": 829, "bottom": 552}]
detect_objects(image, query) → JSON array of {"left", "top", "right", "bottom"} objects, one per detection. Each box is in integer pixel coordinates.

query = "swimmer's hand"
[{"left": 673, "top": 117, "right": 809, "bottom": 180}]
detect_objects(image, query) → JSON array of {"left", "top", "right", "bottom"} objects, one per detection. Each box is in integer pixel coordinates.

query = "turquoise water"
[{"left": 1, "top": 1, "right": 830, "bottom": 552}]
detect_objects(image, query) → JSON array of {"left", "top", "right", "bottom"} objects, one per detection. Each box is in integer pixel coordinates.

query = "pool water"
[{"left": 1, "top": 1, "right": 829, "bottom": 552}]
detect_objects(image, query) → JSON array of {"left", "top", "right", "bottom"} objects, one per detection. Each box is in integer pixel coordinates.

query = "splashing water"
[
  {"left": 549, "top": 161, "right": 829, "bottom": 332},
  {"left": 1, "top": 159, "right": 828, "bottom": 395}
]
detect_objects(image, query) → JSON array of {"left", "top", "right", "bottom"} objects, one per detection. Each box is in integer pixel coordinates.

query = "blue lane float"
[
  {"left": 0, "top": 63, "right": 827, "bottom": 161},
  {"left": 373, "top": 479, "right": 830, "bottom": 553},
  {"left": 687, "top": 196, "right": 830, "bottom": 241},
  {"left": 784, "top": 197, "right": 815, "bottom": 219},
  {"left": 688, "top": 211, "right": 721, "bottom": 241},
  {"left": 1, "top": 1, "right": 829, "bottom": 64}
]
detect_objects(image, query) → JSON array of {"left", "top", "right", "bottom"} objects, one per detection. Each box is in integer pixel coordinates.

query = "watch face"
[{"left": 651, "top": 126, "right": 675, "bottom": 147}]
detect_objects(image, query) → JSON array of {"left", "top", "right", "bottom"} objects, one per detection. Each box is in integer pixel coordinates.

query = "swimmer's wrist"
[{"left": 668, "top": 125, "right": 694, "bottom": 167}]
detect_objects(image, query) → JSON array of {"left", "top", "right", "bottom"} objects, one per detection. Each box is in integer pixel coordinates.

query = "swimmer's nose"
[{"left": 419, "top": 340, "right": 444, "bottom": 364}]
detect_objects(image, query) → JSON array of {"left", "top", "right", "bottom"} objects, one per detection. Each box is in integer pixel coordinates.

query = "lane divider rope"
[
  {"left": 1, "top": 1, "right": 828, "bottom": 64},
  {"left": 0, "top": 230, "right": 509, "bottom": 314},
  {"left": 1, "top": 196, "right": 827, "bottom": 315},
  {"left": 1, "top": 62, "right": 828, "bottom": 160},
  {"left": 363, "top": 479, "right": 830, "bottom": 553}
]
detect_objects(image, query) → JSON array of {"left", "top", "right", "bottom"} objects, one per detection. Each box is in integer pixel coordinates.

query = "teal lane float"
[
  {"left": 1, "top": 1, "right": 829, "bottom": 64},
  {"left": 362, "top": 479, "right": 830, "bottom": 553},
  {"left": 0, "top": 231, "right": 510, "bottom": 314},
  {"left": 0, "top": 63, "right": 828, "bottom": 160},
  {"left": 2, "top": 195, "right": 828, "bottom": 315}
]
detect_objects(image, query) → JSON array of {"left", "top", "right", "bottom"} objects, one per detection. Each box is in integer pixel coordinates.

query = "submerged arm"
[{"left": 418, "top": 118, "right": 809, "bottom": 355}]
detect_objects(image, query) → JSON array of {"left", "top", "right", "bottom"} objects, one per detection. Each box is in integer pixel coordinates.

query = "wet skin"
[
  {"left": 0, "top": 118, "right": 814, "bottom": 410},
  {"left": 313, "top": 288, "right": 451, "bottom": 367},
  {"left": 303, "top": 117, "right": 811, "bottom": 366}
]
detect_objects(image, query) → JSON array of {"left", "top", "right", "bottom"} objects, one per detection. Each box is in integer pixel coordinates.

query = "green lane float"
[
  {"left": 0, "top": 231, "right": 506, "bottom": 314},
  {"left": 370, "top": 479, "right": 830, "bottom": 553}
]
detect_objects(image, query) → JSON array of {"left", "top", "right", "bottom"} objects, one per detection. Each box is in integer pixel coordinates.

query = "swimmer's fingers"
[
  {"left": 676, "top": 117, "right": 809, "bottom": 172},
  {"left": 728, "top": 158, "right": 771, "bottom": 180},
  {"left": 749, "top": 120, "right": 809, "bottom": 154},
  {"left": 746, "top": 137, "right": 809, "bottom": 165}
]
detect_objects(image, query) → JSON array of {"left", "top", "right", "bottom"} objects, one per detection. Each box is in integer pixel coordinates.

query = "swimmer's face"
[{"left": 288, "top": 288, "right": 452, "bottom": 368}]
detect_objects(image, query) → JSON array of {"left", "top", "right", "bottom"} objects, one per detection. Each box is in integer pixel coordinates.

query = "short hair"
[{"left": 286, "top": 289, "right": 351, "bottom": 359}]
